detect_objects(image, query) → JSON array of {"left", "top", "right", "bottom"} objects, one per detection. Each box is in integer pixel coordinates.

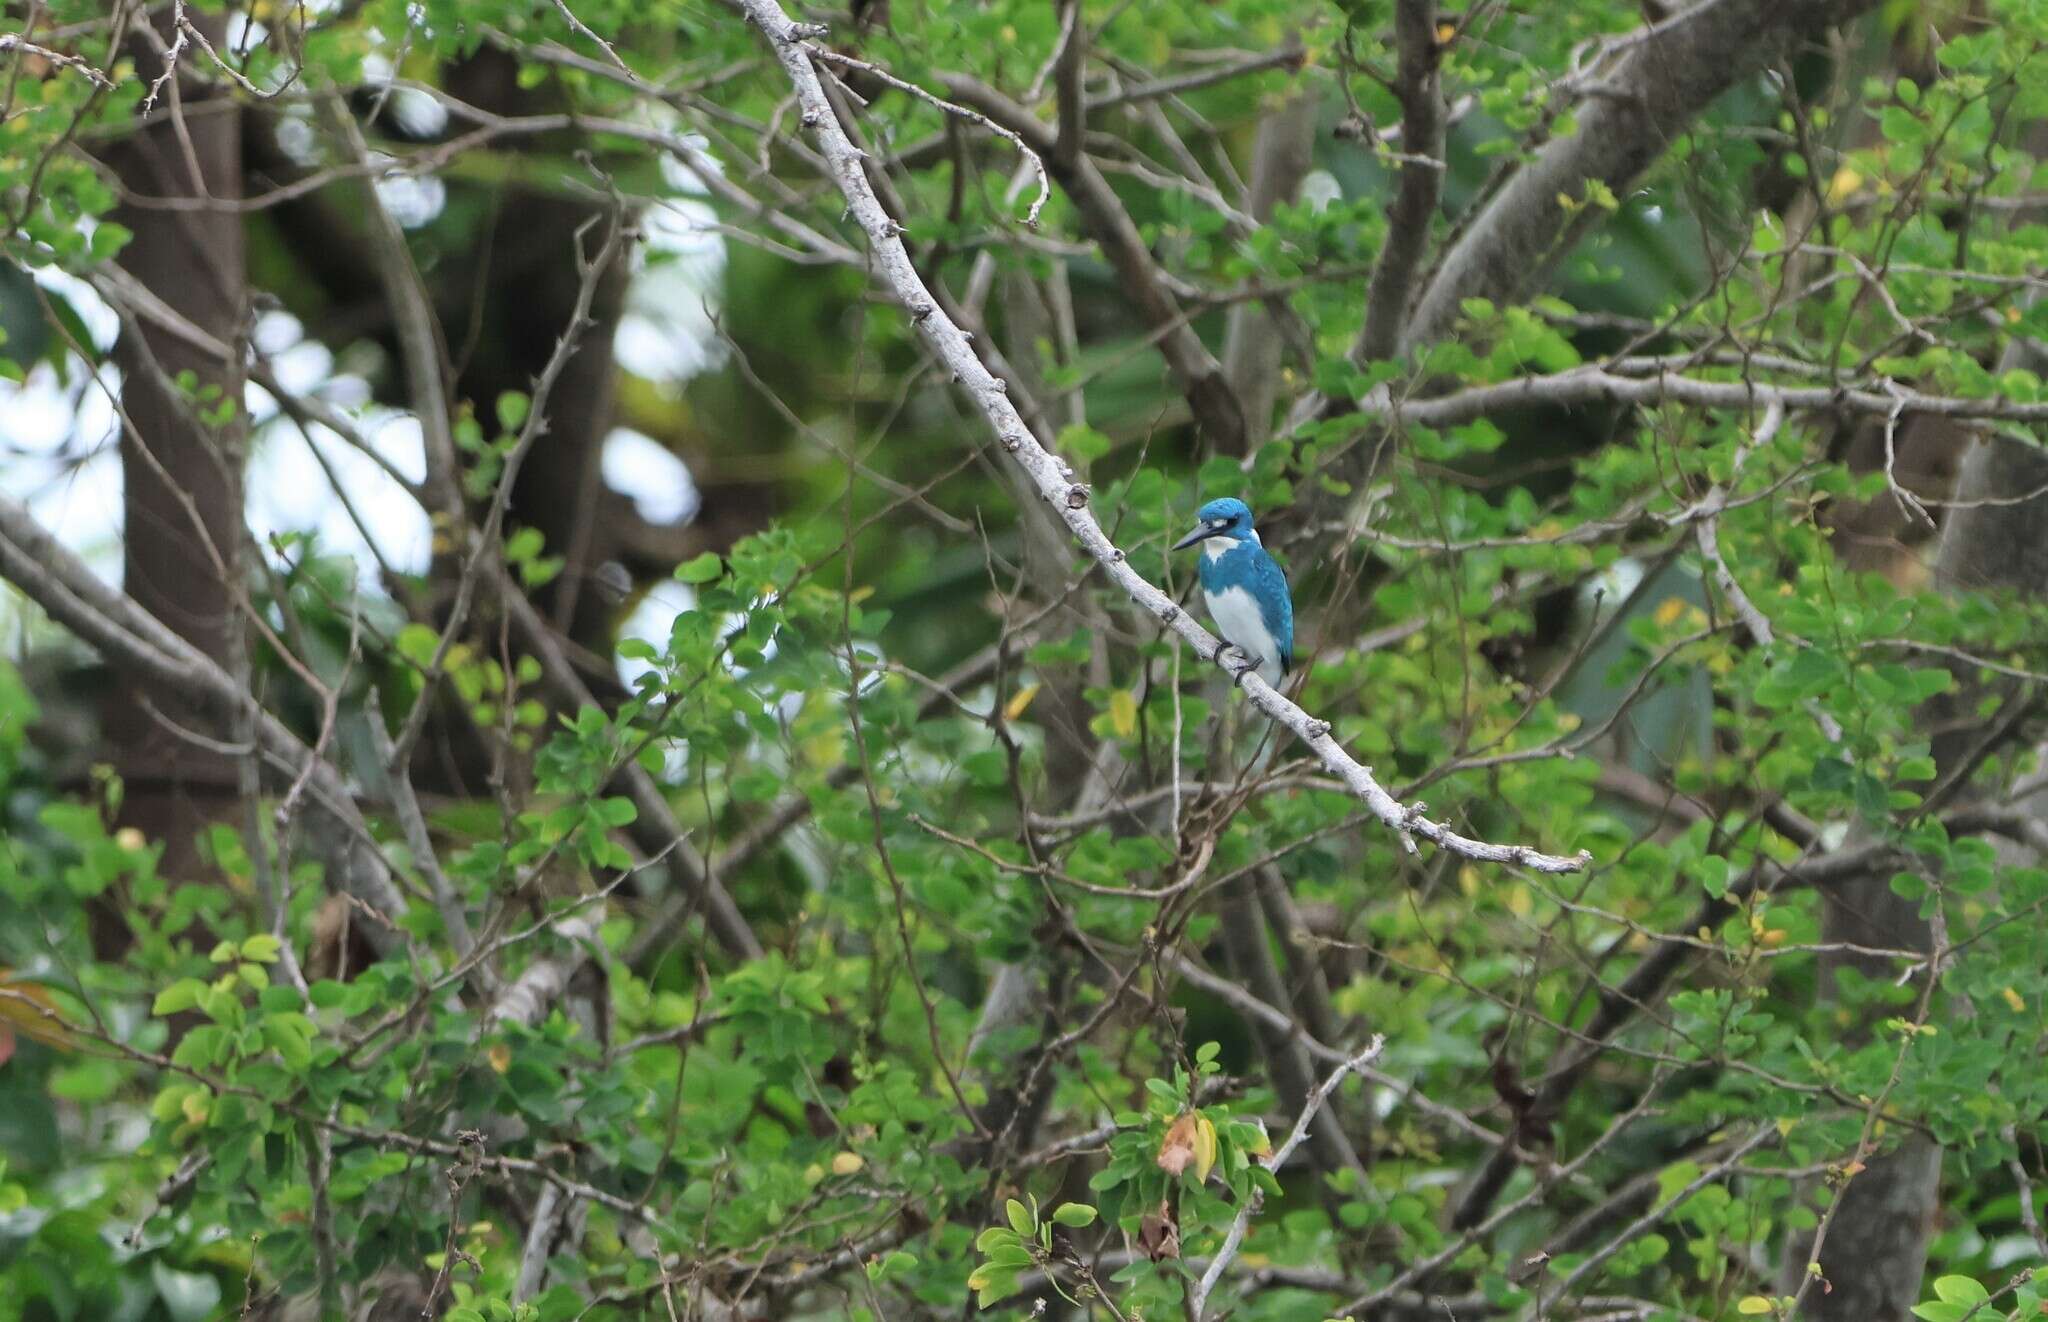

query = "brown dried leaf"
[
  {"left": 1157, "top": 1112, "right": 1197, "bottom": 1178},
  {"left": 1136, "top": 1200, "right": 1179, "bottom": 1261}
]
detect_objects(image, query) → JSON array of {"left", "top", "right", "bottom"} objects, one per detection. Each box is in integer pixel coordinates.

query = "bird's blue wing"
[{"left": 1246, "top": 548, "right": 1294, "bottom": 673}]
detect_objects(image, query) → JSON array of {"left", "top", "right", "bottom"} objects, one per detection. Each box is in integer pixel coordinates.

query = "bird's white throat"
[{"left": 1201, "top": 529, "right": 1258, "bottom": 560}]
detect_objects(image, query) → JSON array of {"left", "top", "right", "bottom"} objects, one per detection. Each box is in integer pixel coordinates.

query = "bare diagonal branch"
[{"left": 735, "top": 0, "right": 1586, "bottom": 875}]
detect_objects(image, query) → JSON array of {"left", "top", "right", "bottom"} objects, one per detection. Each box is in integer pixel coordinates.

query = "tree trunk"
[
  {"left": 1221, "top": 93, "right": 1316, "bottom": 454},
  {"left": 439, "top": 49, "right": 631, "bottom": 656},
  {"left": 97, "top": 19, "right": 247, "bottom": 905},
  {"left": 1788, "top": 336, "right": 2048, "bottom": 1322}
]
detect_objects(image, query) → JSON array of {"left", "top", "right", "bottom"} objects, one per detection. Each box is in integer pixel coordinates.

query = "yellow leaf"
[
  {"left": 487, "top": 1043, "right": 512, "bottom": 1074},
  {"left": 1108, "top": 689, "right": 1138, "bottom": 740},
  {"left": 1737, "top": 1297, "right": 1774, "bottom": 1315},
  {"left": 1004, "top": 683, "right": 1041, "bottom": 722},
  {"left": 1191, "top": 1115, "right": 1218, "bottom": 1184},
  {"left": 0, "top": 974, "right": 74, "bottom": 1052},
  {"left": 182, "top": 1090, "right": 211, "bottom": 1125},
  {"left": 1435, "top": 22, "right": 1456, "bottom": 42},
  {"left": 1826, "top": 167, "right": 1863, "bottom": 203},
  {"left": 2004, "top": 986, "right": 2026, "bottom": 1013},
  {"left": 831, "top": 1151, "right": 865, "bottom": 1176},
  {"left": 1653, "top": 596, "right": 1687, "bottom": 627}
]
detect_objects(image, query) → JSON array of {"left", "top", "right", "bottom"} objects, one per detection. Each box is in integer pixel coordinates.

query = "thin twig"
[
  {"left": 808, "top": 46, "right": 1049, "bottom": 227},
  {"left": 1187, "top": 1037, "right": 1386, "bottom": 1318}
]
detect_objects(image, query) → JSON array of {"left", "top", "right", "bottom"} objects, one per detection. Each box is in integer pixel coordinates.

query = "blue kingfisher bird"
[{"left": 1171, "top": 497, "right": 1294, "bottom": 687}]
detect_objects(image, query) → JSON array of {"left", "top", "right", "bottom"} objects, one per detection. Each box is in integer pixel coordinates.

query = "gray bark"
[
  {"left": 1401, "top": 0, "right": 1880, "bottom": 353},
  {"left": 1356, "top": 0, "right": 1445, "bottom": 363},
  {"left": 1222, "top": 93, "right": 1316, "bottom": 452}
]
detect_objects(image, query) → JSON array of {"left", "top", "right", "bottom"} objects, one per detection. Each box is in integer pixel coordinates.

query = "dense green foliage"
[{"left": 9, "top": 0, "right": 2048, "bottom": 1320}]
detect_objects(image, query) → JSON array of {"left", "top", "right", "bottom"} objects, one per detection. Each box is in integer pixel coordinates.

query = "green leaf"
[
  {"left": 1005, "top": 1198, "right": 1034, "bottom": 1237},
  {"left": 153, "top": 979, "right": 205, "bottom": 1016},
  {"left": 1931, "top": 1277, "right": 1988, "bottom": 1306},
  {"left": 505, "top": 527, "right": 545, "bottom": 563},
  {"left": 677, "top": 553, "right": 724, "bottom": 584},
  {"left": 1895, "top": 756, "right": 1937, "bottom": 782},
  {"left": 1694, "top": 856, "right": 1730, "bottom": 900},
  {"left": 985, "top": 1241, "right": 1034, "bottom": 1267},
  {"left": 1910, "top": 669, "right": 1955, "bottom": 700},
  {"left": 496, "top": 391, "right": 531, "bottom": 431},
  {"left": 395, "top": 623, "right": 441, "bottom": 669},
  {"left": 89, "top": 222, "right": 134, "bottom": 263},
  {"left": 1050, "top": 1202, "right": 1097, "bottom": 1228},
  {"left": 262, "top": 1015, "right": 315, "bottom": 1071},
  {"left": 970, "top": 1265, "right": 1022, "bottom": 1309}
]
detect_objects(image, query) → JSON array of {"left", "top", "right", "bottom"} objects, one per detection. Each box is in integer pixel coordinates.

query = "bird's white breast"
[{"left": 1203, "top": 584, "right": 1284, "bottom": 684}]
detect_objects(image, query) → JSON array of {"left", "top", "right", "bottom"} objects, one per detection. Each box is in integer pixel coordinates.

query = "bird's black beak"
[{"left": 1171, "top": 524, "right": 1210, "bottom": 551}]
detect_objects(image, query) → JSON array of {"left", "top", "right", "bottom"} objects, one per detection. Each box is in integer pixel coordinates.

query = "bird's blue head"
[{"left": 1172, "top": 497, "right": 1257, "bottom": 551}]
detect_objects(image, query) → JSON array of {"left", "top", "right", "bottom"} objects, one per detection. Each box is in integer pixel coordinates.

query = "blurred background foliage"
[{"left": 4, "top": 0, "right": 2048, "bottom": 1319}]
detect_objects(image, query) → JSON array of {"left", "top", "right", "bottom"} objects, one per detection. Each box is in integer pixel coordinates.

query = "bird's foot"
[{"left": 1221, "top": 645, "right": 1260, "bottom": 687}]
